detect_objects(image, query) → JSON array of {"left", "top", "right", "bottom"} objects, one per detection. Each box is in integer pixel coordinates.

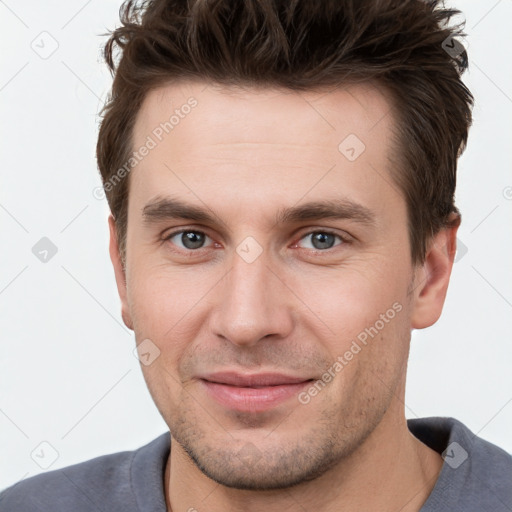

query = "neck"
[{"left": 164, "top": 405, "right": 443, "bottom": 512}]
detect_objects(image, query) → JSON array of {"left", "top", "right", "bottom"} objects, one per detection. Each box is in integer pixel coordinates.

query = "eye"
[
  {"left": 295, "top": 230, "right": 346, "bottom": 251},
  {"left": 163, "top": 228, "right": 349, "bottom": 254},
  {"left": 164, "top": 230, "right": 213, "bottom": 251}
]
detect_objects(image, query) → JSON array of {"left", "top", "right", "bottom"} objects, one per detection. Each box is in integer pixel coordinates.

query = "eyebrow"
[{"left": 142, "top": 196, "right": 376, "bottom": 228}]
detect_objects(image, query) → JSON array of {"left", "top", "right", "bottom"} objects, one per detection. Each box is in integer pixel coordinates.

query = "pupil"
[
  {"left": 182, "top": 231, "right": 204, "bottom": 249},
  {"left": 313, "top": 232, "right": 334, "bottom": 250}
]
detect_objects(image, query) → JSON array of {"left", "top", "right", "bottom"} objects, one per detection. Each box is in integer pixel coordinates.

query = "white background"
[{"left": 1, "top": 0, "right": 511, "bottom": 491}]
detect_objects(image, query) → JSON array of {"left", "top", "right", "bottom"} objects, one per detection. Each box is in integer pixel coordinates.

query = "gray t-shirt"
[{"left": 1, "top": 417, "right": 511, "bottom": 511}]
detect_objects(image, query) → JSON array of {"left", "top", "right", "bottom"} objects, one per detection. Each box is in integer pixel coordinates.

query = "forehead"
[
  {"left": 134, "top": 80, "right": 394, "bottom": 151},
  {"left": 128, "top": 80, "right": 402, "bottom": 227}
]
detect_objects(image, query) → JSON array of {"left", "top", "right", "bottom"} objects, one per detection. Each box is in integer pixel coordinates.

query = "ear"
[
  {"left": 108, "top": 214, "right": 133, "bottom": 331},
  {"left": 410, "top": 214, "right": 460, "bottom": 329}
]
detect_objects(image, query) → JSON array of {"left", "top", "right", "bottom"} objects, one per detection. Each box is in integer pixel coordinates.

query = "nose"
[{"left": 209, "top": 246, "right": 294, "bottom": 347}]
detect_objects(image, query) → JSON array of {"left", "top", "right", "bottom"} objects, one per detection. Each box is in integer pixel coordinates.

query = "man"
[{"left": 2, "top": 0, "right": 511, "bottom": 510}]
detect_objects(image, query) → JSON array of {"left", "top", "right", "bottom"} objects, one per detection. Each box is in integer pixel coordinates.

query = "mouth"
[{"left": 198, "top": 372, "right": 315, "bottom": 412}]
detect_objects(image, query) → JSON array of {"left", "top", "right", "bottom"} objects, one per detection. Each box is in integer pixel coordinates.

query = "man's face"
[{"left": 111, "top": 81, "right": 437, "bottom": 489}]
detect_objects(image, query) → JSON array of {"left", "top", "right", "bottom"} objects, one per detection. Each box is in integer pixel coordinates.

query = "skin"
[{"left": 109, "top": 80, "right": 459, "bottom": 512}]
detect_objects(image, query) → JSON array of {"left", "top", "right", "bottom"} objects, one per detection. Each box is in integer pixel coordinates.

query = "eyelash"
[{"left": 162, "top": 228, "right": 351, "bottom": 255}]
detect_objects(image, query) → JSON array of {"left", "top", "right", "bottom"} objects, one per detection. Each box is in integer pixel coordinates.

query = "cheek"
[
  {"left": 127, "top": 266, "right": 196, "bottom": 349},
  {"left": 129, "top": 269, "right": 202, "bottom": 415},
  {"left": 290, "top": 262, "right": 409, "bottom": 343},
  {"left": 292, "top": 262, "right": 412, "bottom": 399}
]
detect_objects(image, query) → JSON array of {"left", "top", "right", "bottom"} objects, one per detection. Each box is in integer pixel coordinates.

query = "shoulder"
[
  {"left": 0, "top": 433, "right": 170, "bottom": 512},
  {"left": 409, "top": 415, "right": 512, "bottom": 474},
  {"left": 409, "top": 416, "right": 512, "bottom": 511},
  {"left": 460, "top": 421, "right": 512, "bottom": 501},
  {"left": 0, "top": 449, "right": 136, "bottom": 512}
]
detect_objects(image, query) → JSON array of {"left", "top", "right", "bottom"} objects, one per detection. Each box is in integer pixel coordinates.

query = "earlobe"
[
  {"left": 108, "top": 214, "right": 133, "bottom": 331},
  {"left": 410, "top": 217, "right": 460, "bottom": 329}
]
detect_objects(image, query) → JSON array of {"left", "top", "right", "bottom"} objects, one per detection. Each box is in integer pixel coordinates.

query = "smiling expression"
[{"left": 108, "top": 80, "right": 448, "bottom": 490}]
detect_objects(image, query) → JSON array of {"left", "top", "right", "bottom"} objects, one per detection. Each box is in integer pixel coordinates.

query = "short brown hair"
[{"left": 96, "top": 0, "right": 473, "bottom": 268}]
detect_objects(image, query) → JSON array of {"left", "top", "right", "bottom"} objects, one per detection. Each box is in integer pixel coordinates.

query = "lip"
[
  {"left": 198, "top": 372, "right": 314, "bottom": 412},
  {"left": 199, "top": 371, "right": 312, "bottom": 387}
]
